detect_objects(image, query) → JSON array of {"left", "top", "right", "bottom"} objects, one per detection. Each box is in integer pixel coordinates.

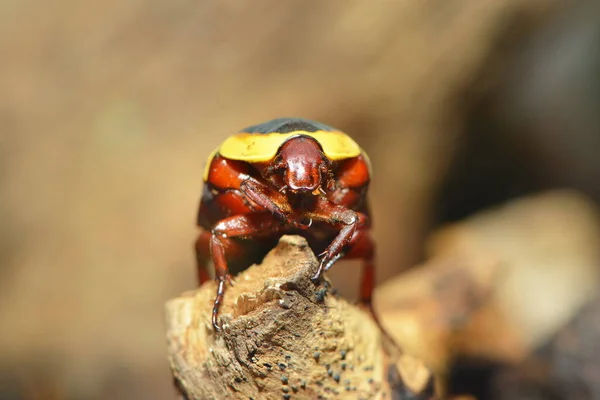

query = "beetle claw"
[
  {"left": 212, "top": 302, "right": 224, "bottom": 332},
  {"left": 212, "top": 314, "right": 222, "bottom": 332},
  {"left": 312, "top": 252, "right": 343, "bottom": 281},
  {"left": 311, "top": 258, "right": 328, "bottom": 281},
  {"left": 211, "top": 278, "right": 230, "bottom": 332},
  {"left": 324, "top": 253, "right": 343, "bottom": 271}
]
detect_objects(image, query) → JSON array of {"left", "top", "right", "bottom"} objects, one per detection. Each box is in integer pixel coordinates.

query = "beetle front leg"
[
  {"left": 240, "top": 179, "right": 306, "bottom": 228},
  {"left": 307, "top": 199, "right": 368, "bottom": 280},
  {"left": 209, "top": 212, "right": 283, "bottom": 331}
]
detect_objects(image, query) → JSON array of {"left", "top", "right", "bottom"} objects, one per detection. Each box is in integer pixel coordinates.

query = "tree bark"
[{"left": 165, "top": 235, "right": 435, "bottom": 400}]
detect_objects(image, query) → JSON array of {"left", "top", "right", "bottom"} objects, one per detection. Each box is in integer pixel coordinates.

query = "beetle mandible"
[{"left": 195, "top": 118, "right": 375, "bottom": 330}]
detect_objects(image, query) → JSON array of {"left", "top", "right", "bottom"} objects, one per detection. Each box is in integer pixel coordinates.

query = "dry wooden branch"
[{"left": 165, "top": 235, "right": 435, "bottom": 400}]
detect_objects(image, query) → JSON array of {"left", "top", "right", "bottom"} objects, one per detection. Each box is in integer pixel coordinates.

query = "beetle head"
[{"left": 267, "top": 136, "right": 334, "bottom": 195}]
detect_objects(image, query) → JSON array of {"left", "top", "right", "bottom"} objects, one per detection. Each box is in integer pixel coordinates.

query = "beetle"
[{"left": 195, "top": 117, "right": 375, "bottom": 330}]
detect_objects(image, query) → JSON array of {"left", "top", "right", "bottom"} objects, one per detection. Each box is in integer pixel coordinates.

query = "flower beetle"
[{"left": 196, "top": 118, "right": 375, "bottom": 330}]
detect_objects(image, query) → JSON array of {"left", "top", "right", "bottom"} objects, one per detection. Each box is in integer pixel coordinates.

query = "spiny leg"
[{"left": 209, "top": 212, "right": 283, "bottom": 331}]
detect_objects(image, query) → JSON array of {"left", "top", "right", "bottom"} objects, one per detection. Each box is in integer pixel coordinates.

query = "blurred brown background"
[{"left": 2, "top": 0, "right": 600, "bottom": 399}]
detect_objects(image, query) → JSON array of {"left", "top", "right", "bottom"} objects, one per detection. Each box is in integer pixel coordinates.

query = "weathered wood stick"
[{"left": 165, "top": 235, "right": 435, "bottom": 400}]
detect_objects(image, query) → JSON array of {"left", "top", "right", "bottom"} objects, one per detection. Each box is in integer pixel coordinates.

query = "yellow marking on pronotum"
[
  {"left": 218, "top": 131, "right": 361, "bottom": 163},
  {"left": 202, "top": 148, "right": 218, "bottom": 181}
]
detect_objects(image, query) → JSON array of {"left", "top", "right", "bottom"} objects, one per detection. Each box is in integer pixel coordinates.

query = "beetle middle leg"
[
  {"left": 209, "top": 212, "right": 283, "bottom": 331},
  {"left": 195, "top": 230, "right": 249, "bottom": 284},
  {"left": 342, "top": 227, "right": 376, "bottom": 306},
  {"left": 341, "top": 227, "right": 385, "bottom": 325},
  {"left": 343, "top": 227, "right": 401, "bottom": 357}
]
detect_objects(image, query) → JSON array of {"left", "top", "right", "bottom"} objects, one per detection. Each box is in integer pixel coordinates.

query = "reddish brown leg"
[
  {"left": 240, "top": 179, "right": 306, "bottom": 229},
  {"left": 195, "top": 229, "right": 246, "bottom": 283},
  {"left": 307, "top": 198, "right": 368, "bottom": 280},
  {"left": 342, "top": 227, "right": 395, "bottom": 344},
  {"left": 343, "top": 227, "right": 376, "bottom": 305},
  {"left": 209, "top": 212, "right": 283, "bottom": 331}
]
